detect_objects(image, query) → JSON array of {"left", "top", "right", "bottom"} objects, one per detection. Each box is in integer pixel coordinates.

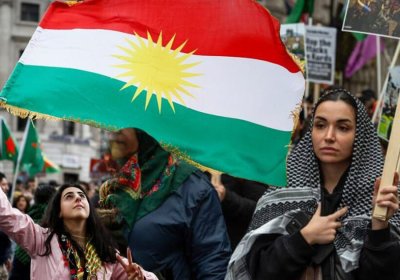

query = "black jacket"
[
  {"left": 246, "top": 185, "right": 400, "bottom": 280},
  {"left": 220, "top": 174, "right": 268, "bottom": 250}
]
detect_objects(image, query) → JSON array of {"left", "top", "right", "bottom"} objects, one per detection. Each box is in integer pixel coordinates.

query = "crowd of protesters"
[{"left": 0, "top": 87, "right": 399, "bottom": 280}]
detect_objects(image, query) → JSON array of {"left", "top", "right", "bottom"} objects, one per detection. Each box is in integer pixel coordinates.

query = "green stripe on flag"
[{"left": 1, "top": 64, "right": 292, "bottom": 185}]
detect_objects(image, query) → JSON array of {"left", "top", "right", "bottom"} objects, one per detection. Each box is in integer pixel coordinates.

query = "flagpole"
[
  {"left": 372, "top": 41, "right": 400, "bottom": 123},
  {"left": 303, "top": 16, "right": 313, "bottom": 118},
  {"left": 0, "top": 118, "right": 3, "bottom": 159},
  {"left": 10, "top": 120, "right": 30, "bottom": 202},
  {"left": 376, "top": 36, "right": 382, "bottom": 101},
  {"left": 0, "top": 118, "right": 6, "bottom": 201},
  {"left": 1, "top": 117, "right": 11, "bottom": 201},
  {"left": 10, "top": 154, "right": 21, "bottom": 202}
]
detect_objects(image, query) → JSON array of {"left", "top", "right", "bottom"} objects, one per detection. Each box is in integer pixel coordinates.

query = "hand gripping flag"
[{"left": 0, "top": 0, "right": 305, "bottom": 186}]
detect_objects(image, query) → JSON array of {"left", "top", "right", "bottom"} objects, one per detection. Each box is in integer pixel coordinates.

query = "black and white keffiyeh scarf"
[{"left": 226, "top": 89, "right": 400, "bottom": 280}]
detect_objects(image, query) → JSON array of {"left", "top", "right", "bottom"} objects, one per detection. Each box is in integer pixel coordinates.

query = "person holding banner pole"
[{"left": 226, "top": 88, "right": 400, "bottom": 280}]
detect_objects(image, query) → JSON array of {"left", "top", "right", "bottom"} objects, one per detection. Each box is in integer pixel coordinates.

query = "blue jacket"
[{"left": 128, "top": 171, "right": 231, "bottom": 279}]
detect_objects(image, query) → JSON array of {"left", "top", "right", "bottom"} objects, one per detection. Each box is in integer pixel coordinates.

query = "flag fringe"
[
  {"left": 0, "top": 102, "right": 61, "bottom": 121},
  {"left": 161, "top": 143, "right": 221, "bottom": 174},
  {"left": 0, "top": 102, "right": 220, "bottom": 173},
  {"left": 0, "top": 102, "right": 120, "bottom": 131},
  {"left": 288, "top": 52, "right": 305, "bottom": 74}
]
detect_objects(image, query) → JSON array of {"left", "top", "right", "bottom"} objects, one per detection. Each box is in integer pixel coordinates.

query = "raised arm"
[{"left": 0, "top": 188, "right": 46, "bottom": 257}]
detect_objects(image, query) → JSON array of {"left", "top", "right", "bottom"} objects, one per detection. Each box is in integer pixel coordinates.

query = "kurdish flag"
[
  {"left": 0, "top": 0, "right": 305, "bottom": 186},
  {"left": 0, "top": 118, "right": 19, "bottom": 163}
]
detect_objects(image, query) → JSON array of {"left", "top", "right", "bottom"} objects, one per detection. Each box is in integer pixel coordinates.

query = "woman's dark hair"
[
  {"left": 314, "top": 88, "right": 357, "bottom": 115},
  {"left": 40, "top": 184, "right": 117, "bottom": 263},
  {"left": 0, "top": 172, "right": 6, "bottom": 181},
  {"left": 34, "top": 184, "right": 57, "bottom": 204}
]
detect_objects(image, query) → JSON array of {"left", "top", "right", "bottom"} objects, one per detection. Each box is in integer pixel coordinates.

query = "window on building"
[
  {"left": 64, "top": 173, "right": 79, "bottom": 184},
  {"left": 17, "top": 117, "right": 27, "bottom": 132},
  {"left": 20, "top": 3, "right": 40, "bottom": 22},
  {"left": 63, "top": 121, "right": 75, "bottom": 136}
]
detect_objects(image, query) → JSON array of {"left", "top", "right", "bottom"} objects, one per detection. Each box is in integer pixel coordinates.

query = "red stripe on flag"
[{"left": 40, "top": 0, "right": 300, "bottom": 73}]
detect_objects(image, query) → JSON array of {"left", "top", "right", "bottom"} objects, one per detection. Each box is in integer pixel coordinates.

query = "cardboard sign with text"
[{"left": 305, "top": 26, "right": 337, "bottom": 85}]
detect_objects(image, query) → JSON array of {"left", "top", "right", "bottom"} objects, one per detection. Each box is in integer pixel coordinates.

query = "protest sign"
[
  {"left": 280, "top": 23, "right": 307, "bottom": 75},
  {"left": 342, "top": 0, "right": 400, "bottom": 39},
  {"left": 377, "top": 66, "right": 400, "bottom": 141},
  {"left": 305, "top": 26, "right": 337, "bottom": 85}
]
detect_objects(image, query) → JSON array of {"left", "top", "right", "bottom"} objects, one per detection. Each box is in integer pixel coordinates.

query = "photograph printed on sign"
[
  {"left": 342, "top": 0, "right": 400, "bottom": 39},
  {"left": 280, "top": 23, "right": 307, "bottom": 78},
  {"left": 377, "top": 66, "right": 400, "bottom": 141}
]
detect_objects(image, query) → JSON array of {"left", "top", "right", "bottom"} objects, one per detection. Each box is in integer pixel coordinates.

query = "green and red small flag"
[
  {"left": 18, "top": 120, "right": 45, "bottom": 177},
  {"left": 43, "top": 156, "right": 60, "bottom": 174},
  {"left": 0, "top": 118, "right": 19, "bottom": 163}
]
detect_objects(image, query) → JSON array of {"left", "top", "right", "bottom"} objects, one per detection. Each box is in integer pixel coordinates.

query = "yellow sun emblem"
[{"left": 113, "top": 32, "right": 201, "bottom": 112}]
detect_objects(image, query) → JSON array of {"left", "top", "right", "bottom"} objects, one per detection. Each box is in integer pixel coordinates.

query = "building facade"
[{"left": 0, "top": 0, "right": 103, "bottom": 184}]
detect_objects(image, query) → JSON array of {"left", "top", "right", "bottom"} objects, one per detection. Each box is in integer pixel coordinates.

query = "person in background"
[
  {"left": 0, "top": 173, "right": 9, "bottom": 198},
  {"left": 0, "top": 231, "right": 12, "bottom": 280},
  {"left": 209, "top": 172, "right": 268, "bottom": 250},
  {"left": 0, "top": 172, "right": 12, "bottom": 280},
  {"left": 22, "top": 177, "right": 37, "bottom": 205},
  {"left": 48, "top": 180, "right": 59, "bottom": 188},
  {"left": 99, "top": 128, "right": 231, "bottom": 280},
  {"left": 15, "top": 179, "right": 24, "bottom": 193},
  {"left": 291, "top": 108, "right": 306, "bottom": 148},
  {"left": 79, "top": 181, "right": 96, "bottom": 201},
  {"left": 0, "top": 183, "right": 158, "bottom": 279},
  {"left": 227, "top": 88, "right": 400, "bottom": 280},
  {"left": 357, "top": 89, "right": 376, "bottom": 119},
  {"left": 9, "top": 184, "right": 57, "bottom": 280},
  {"left": 13, "top": 194, "right": 29, "bottom": 213},
  {"left": 303, "top": 95, "right": 314, "bottom": 121}
]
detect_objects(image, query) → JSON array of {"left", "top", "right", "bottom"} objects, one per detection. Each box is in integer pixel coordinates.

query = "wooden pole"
[
  {"left": 313, "top": 83, "right": 320, "bottom": 105},
  {"left": 371, "top": 42, "right": 400, "bottom": 220},
  {"left": 304, "top": 81, "right": 310, "bottom": 117},
  {"left": 373, "top": 92, "right": 400, "bottom": 220}
]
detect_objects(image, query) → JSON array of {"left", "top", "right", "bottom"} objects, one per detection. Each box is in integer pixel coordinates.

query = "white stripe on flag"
[{"left": 21, "top": 27, "right": 304, "bottom": 131}]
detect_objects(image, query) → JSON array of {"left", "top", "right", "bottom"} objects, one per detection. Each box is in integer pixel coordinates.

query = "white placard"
[{"left": 305, "top": 26, "right": 337, "bottom": 85}]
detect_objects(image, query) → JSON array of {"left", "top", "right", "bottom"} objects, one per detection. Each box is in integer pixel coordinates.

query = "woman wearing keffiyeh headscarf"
[
  {"left": 99, "top": 128, "right": 231, "bottom": 280},
  {"left": 226, "top": 88, "right": 400, "bottom": 280}
]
